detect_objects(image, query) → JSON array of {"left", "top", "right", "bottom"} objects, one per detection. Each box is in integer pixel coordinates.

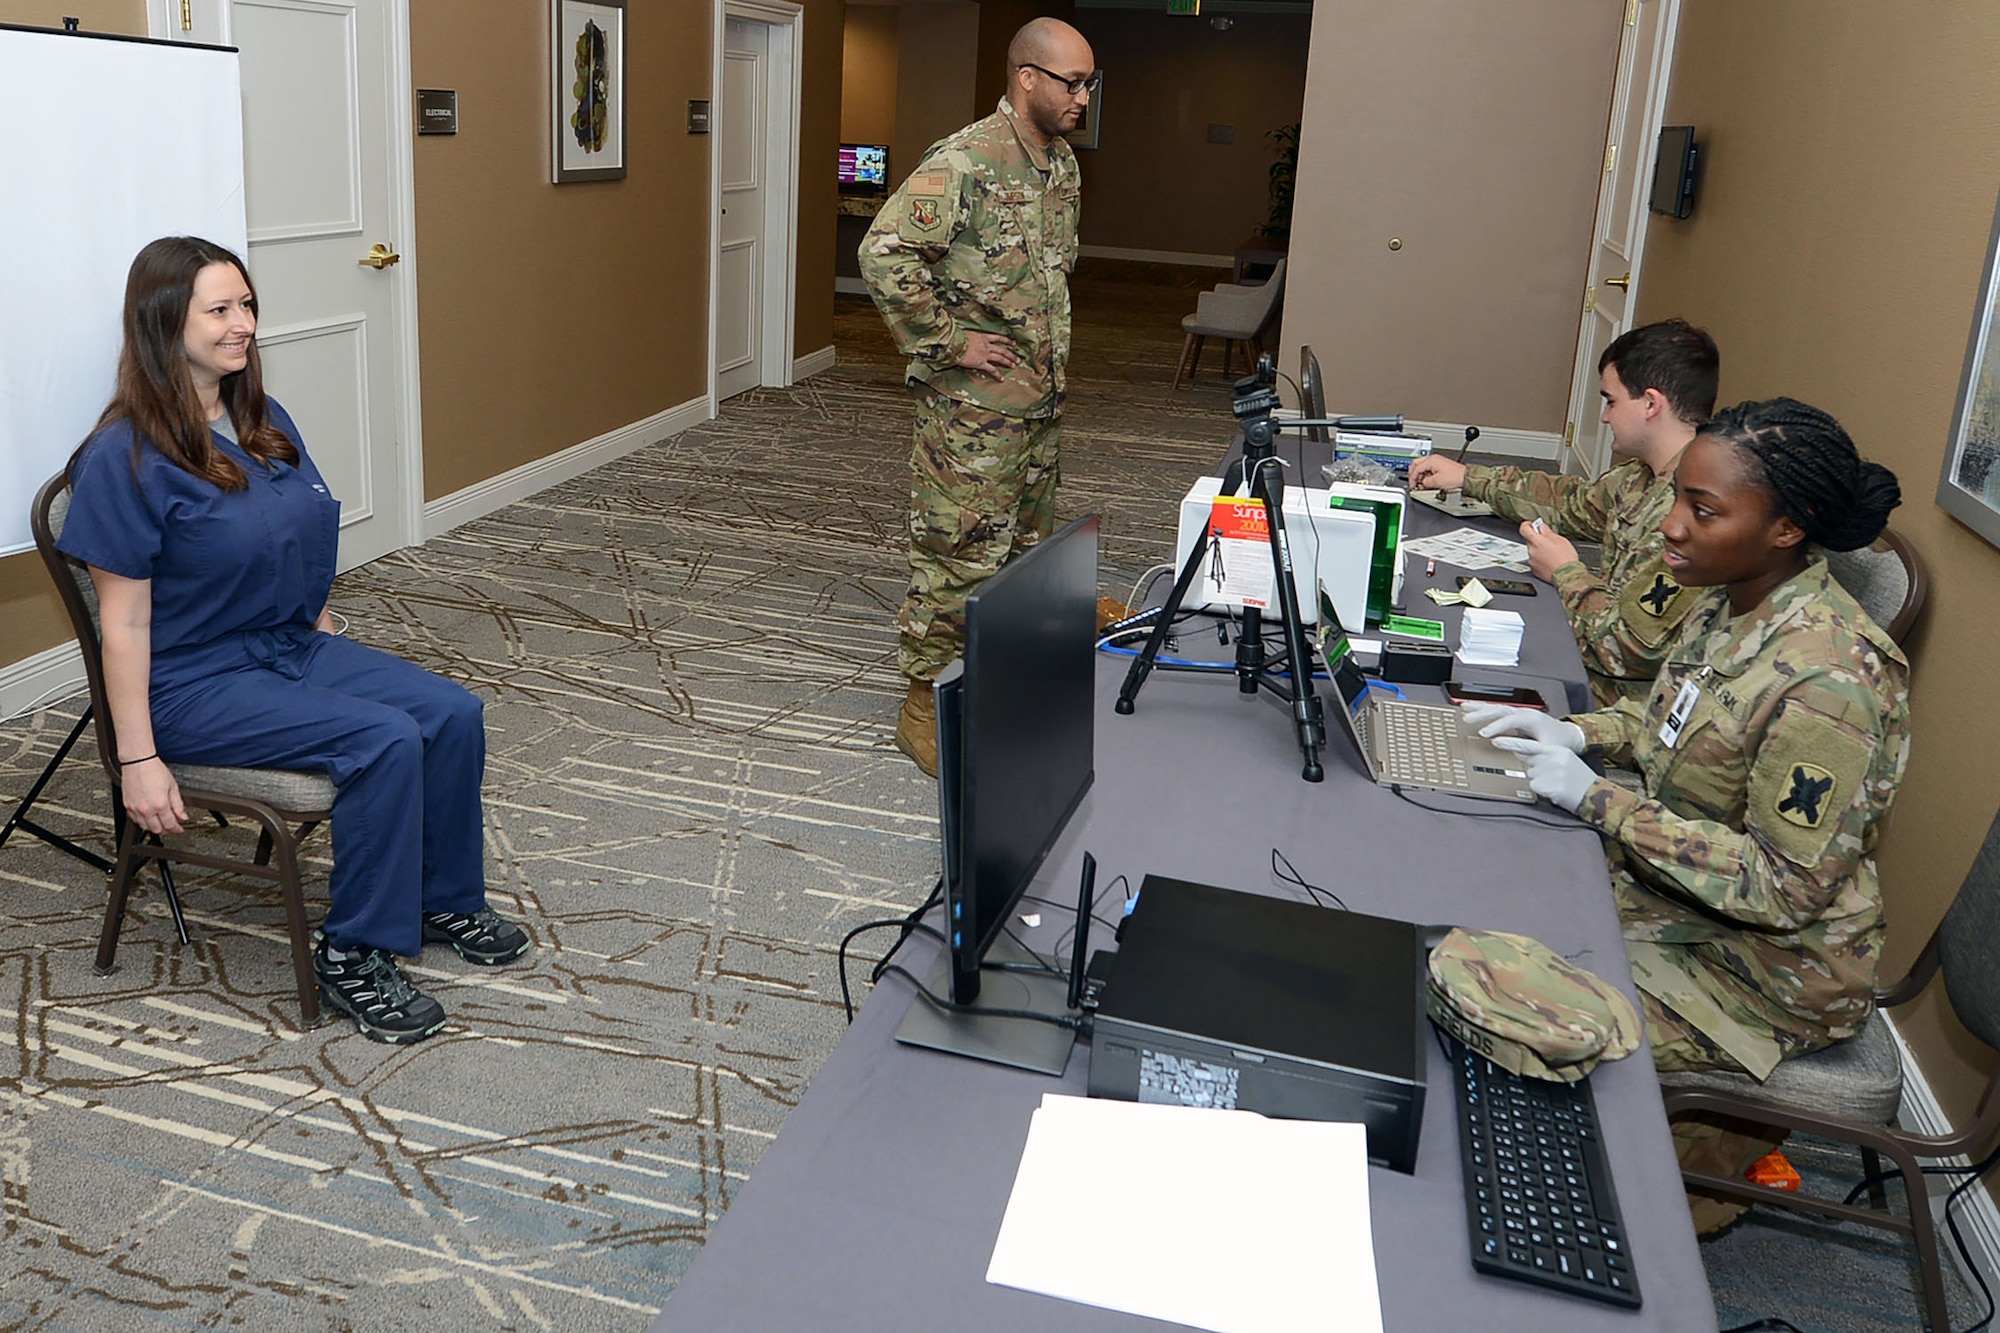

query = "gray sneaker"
[
  {"left": 422, "top": 908, "right": 532, "bottom": 965},
  {"left": 315, "top": 944, "right": 447, "bottom": 1044}
]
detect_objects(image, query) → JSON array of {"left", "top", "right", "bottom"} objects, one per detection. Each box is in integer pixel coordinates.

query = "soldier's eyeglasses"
[{"left": 1020, "top": 64, "right": 1102, "bottom": 97}]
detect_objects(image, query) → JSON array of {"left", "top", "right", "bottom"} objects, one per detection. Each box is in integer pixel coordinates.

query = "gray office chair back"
[
  {"left": 1936, "top": 804, "right": 2000, "bottom": 1051},
  {"left": 1825, "top": 528, "right": 1926, "bottom": 646},
  {"left": 43, "top": 488, "right": 102, "bottom": 631}
]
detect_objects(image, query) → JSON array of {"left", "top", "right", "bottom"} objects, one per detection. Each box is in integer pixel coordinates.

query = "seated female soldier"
[
  {"left": 59, "top": 236, "right": 530, "bottom": 1045},
  {"left": 1467, "top": 397, "right": 1909, "bottom": 1082}
]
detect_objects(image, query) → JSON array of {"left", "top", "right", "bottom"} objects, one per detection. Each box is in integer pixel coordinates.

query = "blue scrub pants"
[{"left": 148, "top": 629, "right": 488, "bottom": 957}]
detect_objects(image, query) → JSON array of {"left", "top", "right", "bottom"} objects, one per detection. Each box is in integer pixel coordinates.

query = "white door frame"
[
  {"left": 1560, "top": 0, "right": 1682, "bottom": 478},
  {"left": 152, "top": 0, "right": 427, "bottom": 553},
  {"left": 710, "top": 0, "right": 802, "bottom": 400}
]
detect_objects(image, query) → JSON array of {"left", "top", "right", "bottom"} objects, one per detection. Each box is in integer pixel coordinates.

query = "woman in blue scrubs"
[{"left": 59, "top": 236, "right": 529, "bottom": 1044}]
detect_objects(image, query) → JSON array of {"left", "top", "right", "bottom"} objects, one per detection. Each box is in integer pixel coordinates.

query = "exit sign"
[{"left": 1166, "top": 0, "right": 1199, "bottom": 13}]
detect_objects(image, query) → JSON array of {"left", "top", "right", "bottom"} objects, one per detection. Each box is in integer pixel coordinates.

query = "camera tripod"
[{"left": 1113, "top": 359, "right": 1406, "bottom": 782}]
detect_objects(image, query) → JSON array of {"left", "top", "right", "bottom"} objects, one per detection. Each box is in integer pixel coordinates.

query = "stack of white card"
[{"left": 1457, "top": 608, "right": 1525, "bottom": 667}]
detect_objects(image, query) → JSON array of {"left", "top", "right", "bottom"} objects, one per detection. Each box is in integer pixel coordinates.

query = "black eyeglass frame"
[{"left": 1018, "top": 63, "right": 1102, "bottom": 97}]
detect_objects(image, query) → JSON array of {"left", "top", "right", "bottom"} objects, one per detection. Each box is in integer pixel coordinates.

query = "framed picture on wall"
[
  {"left": 552, "top": 0, "right": 626, "bottom": 183},
  {"left": 1938, "top": 183, "right": 2000, "bottom": 548},
  {"left": 1065, "top": 74, "right": 1100, "bottom": 152}
]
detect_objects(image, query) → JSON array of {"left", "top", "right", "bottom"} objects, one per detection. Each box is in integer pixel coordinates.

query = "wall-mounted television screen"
[
  {"left": 1649, "top": 124, "right": 1699, "bottom": 219},
  {"left": 838, "top": 143, "right": 889, "bottom": 191}
]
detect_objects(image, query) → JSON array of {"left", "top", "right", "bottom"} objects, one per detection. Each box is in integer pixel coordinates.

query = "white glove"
[
  {"left": 1461, "top": 703, "right": 1585, "bottom": 753},
  {"left": 1490, "top": 737, "right": 1598, "bottom": 812}
]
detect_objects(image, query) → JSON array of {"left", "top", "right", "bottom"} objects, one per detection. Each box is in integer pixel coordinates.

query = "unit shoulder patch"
[
  {"left": 1747, "top": 705, "right": 1874, "bottom": 865},
  {"left": 897, "top": 167, "right": 956, "bottom": 241},
  {"left": 1618, "top": 560, "right": 1694, "bottom": 649}
]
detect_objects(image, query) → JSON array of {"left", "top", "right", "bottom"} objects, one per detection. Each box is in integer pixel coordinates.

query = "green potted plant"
[{"left": 1259, "top": 122, "right": 1300, "bottom": 240}]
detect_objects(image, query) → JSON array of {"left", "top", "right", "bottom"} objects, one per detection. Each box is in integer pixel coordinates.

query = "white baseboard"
[
  {"left": 834, "top": 276, "right": 868, "bottom": 296},
  {"left": 422, "top": 394, "right": 713, "bottom": 542},
  {"left": 0, "top": 639, "right": 86, "bottom": 724},
  {"left": 1079, "top": 244, "right": 1234, "bottom": 268},
  {"left": 1886, "top": 1013, "right": 2000, "bottom": 1302},
  {"left": 793, "top": 345, "right": 836, "bottom": 380}
]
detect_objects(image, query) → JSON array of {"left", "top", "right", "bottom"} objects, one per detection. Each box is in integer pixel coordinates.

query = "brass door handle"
[
  {"left": 359, "top": 243, "right": 401, "bottom": 270},
  {"left": 1603, "top": 272, "right": 1631, "bottom": 290}
]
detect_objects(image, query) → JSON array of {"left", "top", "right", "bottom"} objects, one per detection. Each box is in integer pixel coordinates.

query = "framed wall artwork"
[
  {"left": 552, "top": 0, "right": 626, "bottom": 183},
  {"left": 1065, "top": 75, "right": 1100, "bottom": 151},
  {"left": 1938, "top": 182, "right": 2000, "bottom": 548}
]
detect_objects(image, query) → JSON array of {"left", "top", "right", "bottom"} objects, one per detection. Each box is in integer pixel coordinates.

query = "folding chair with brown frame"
[
  {"left": 31, "top": 471, "right": 335, "bottom": 1029},
  {"left": 1660, "top": 800, "right": 2000, "bottom": 1332}
]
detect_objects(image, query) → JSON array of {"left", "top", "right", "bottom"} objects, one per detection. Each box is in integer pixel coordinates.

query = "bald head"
[
  {"left": 1007, "top": 17, "right": 1085, "bottom": 71},
  {"left": 1005, "top": 18, "right": 1095, "bottom": 146}
]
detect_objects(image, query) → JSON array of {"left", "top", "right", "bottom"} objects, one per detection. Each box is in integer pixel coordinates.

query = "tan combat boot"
[{"left": 894, "top": 677, "right": 938, "bottom": 777}]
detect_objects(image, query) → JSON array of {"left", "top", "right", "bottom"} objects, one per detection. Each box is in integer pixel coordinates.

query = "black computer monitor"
[
  {"left": 1649, "top": 125, "right": 1699, "bottom": 219},
  {"left": 942, "top": 514, "right": 1098, "bottom": 1004},
  {"left": 838, "top": 142, "right": 889, "bottom": 192},
  {"left": 895, "top": 516, "right": 1099, "bottom": 1074},
  {"left": 1300, "top": 344, "right": 1329, "bottom": 443}
]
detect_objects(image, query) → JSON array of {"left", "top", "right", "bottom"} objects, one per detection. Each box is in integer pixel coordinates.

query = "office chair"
[
  {"left": 1659, "top": 800, "right": 2000, "bottom": 1332},
  {"left": 1173, "top": 258, "right": 1287, "bottom": 390},
  {"left": 31, "top": 472, "right": 334, "bottom": 1029},
  {"left": 1826, "top": 526, "right": 1928, "bottom": 648}
]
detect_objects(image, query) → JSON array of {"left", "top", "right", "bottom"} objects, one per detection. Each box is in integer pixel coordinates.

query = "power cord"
[
  {"left": 838, "top": 916, "right": 941, "bottom": 1022},
  {"left": 1271, "top": 847, "right": 1345, "bottom": 911},
  {"left": 838, "top": 876, "right": 944, "bottom": 1021},
  {"left": 1837, "top": 1138, "right": 2000, "bottom": 1333},
  {"left": 878, "top": 964, "right": 1086, "bottom": 1033},
  {"left": 1390, "top": 783, "right": 1610, "bottom": 833}
]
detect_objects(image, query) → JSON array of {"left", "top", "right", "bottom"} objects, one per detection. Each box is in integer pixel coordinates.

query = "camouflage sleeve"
[
  {"left": 1570, "top": 696, "right": 1647, "bottom": 769},
  {"left": 1575, "top": 688, "right": 1894, "bottom": 932},
  {"left": 1461, "top": 465, "right": 1612, "bottom": 538},
  {"left": 858, "top": 159, "right": 969, "bottom": 368},
  {"left": 1551, "top": 560, "right": 1651, "bottom": 686}
]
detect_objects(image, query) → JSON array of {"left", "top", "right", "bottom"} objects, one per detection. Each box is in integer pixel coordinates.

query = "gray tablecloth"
[{"left": 656, "top": 474, "right": 1718, "bottom": 1332}]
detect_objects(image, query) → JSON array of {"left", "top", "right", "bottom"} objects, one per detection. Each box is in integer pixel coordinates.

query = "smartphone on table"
[{"left": 1457, "top": 576, "right": 1538, "bottom": 597}]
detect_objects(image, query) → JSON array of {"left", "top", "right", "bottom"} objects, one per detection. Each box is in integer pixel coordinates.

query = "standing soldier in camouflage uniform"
[
  {"left": 859, "top": 18, "right": 1095, "bottom": 775},
  {"left": 1468, "top": 397, "right": 1909, "bottom": 1230},
  {"left": 1408, "top": 320, "right": 1723, "bottom": 706}
]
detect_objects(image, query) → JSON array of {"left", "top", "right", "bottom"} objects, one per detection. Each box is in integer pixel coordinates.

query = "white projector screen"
[{"left": 0, "top": 27, "right": 248, "bottom": 556}]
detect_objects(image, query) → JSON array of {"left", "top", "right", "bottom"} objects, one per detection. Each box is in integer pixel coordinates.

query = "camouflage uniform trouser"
[{"left": 896, "top": 389, "right": 1061, "bottom": 681}]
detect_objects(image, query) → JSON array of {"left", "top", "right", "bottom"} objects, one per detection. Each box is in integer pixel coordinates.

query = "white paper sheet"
[{"left": 987, "top": 1094, "right": 1383, "bottom": 1333}]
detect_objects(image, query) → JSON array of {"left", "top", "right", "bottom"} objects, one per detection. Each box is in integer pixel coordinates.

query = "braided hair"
[{"left": 1699, "top": 398, "right": 1901, "bottom": 551}]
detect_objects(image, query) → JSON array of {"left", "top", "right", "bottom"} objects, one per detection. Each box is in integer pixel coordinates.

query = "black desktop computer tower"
[{"left": 1087, "top": 875, "right": 1428, "bottom": 1173}]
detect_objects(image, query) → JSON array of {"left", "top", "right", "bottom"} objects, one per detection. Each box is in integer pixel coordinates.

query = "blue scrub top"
[{"left": 58, "top": 400, "right": 341, "bottom": 688}]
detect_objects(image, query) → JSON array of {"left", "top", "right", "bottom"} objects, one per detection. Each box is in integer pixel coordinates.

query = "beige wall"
[
  {"left": 1282, "top": 0, "right": 1620, "bottom": 433},
  {"left": 0, "top": 0, "right": 140, "bottom": 32},
  {"left": 894, "top": 2, "right": 979, "bottom": 190},
  {"left": 1637, "top": 2, "right": 2000, "bottom": 1125},
  {"left": 1070, "top": 10, "right": 1310, "bottom": 257},
  {"left": 842, "top": 4, "right": 899, "bottom": 159},
  {"left": 0, "top": 0, "right": 149, "bottom": 667},
  {"left": 975, "top": 0, "right": 1074, "bottom": 114},
  {"left": 410, "top": 2, "right": 714, "bottom": 499}
]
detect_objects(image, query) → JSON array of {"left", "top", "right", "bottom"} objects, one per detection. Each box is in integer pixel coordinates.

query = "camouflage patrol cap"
[{"left": 1425, "top": 929, "right": 1642, "bottom": 1084}]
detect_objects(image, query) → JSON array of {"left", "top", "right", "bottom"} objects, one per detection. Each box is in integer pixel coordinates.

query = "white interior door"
[
  {"left": 233, "top": 0, "right": 413, "bottom": 569},
  {"left": 716, "top": 17, "right": 768, "bottom": 403},
  {"left": 1561, "top": 0, "right": 1682, "bottom": 478}
]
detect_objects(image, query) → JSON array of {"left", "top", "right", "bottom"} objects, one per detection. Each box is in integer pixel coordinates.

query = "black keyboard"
[{"left": 1449, "top": 1038, "right": 1641, "bottom": 1308}]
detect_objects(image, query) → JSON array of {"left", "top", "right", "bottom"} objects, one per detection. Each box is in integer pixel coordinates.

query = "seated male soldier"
[{"left": 1407, "top": 319, "right": 1721, "bottom": 706}]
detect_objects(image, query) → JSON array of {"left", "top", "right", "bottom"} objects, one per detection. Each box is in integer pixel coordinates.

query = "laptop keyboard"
[
  {"left": 1376, "top": 702, "right": 1469, "bottom": 787},
  {"left": 1449, "top": 1038, "right": 1641, "bottom": 1309}
]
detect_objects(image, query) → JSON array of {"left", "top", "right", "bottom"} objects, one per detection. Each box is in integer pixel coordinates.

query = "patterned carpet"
[
  {"left": 0, "top": 268, "right": 1239, "bottom": 1331},
  {"left": 1, "top": 267, "right": 1981, "bottom": 1332}
]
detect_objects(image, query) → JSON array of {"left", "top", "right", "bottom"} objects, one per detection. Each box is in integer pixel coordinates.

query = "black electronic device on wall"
[{"left": 1649, "top": 124, "right": 1700, "bottom": 219}]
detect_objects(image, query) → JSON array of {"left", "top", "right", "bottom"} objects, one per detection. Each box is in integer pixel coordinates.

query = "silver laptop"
[{"left": 1319, "top": 616, "right": 1536, "bottom": 803}]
